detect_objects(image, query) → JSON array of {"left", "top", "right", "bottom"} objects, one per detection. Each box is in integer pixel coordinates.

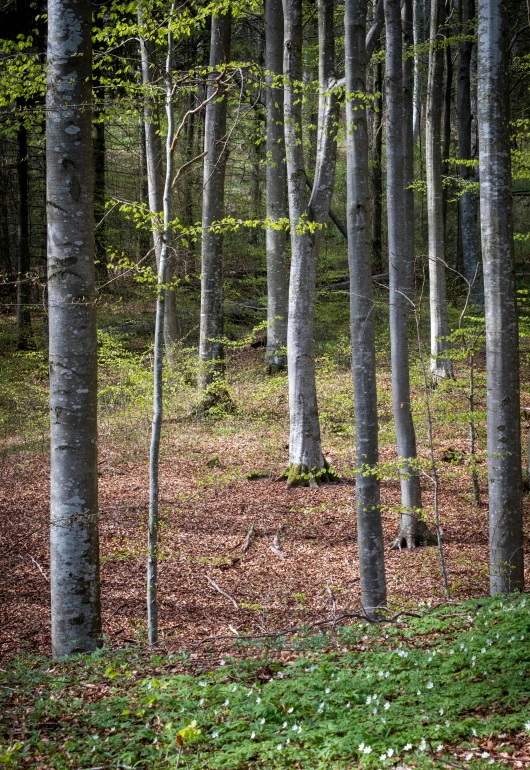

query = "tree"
[
  {"left": 457, "top": 0, "right": 483, "bottom": 305},
  {"left": 47, "top": 0, "right": 101, "bottom": 656},
  {"left": 345, "top": 0, "right": 387, "bottom": 615},
  {"left": 147, "top": 2, "right": 175, "bottom": 646},
  {"left": 282, "top": 0, "right": 340, "bottom": 487},
  {"left": 426, "top": 0, "right": 452, "bottom": 380},
  {"left": 139, "top": 9, "right": 179, "bottom": 350},
  {"left": 477, "top": 0, "right": 524, "bottom": 594},
  {"left": 264, "top": 0, "right": 288, "bottom": 374},
  {"left": 384, "top": 0, "right": 435, "bottom": 548},
  {"left": 198, "top": 10, "right": 232, "bottom": 402}
]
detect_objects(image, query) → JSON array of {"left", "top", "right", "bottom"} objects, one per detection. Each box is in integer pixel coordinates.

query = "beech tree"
[
  {"left": 384, "top": 0, "right": 422, "bottom": 548},
  {"left": 139, "top": 9, "right": 179, "bottom": 349},
  {"left": 457, "top": 0, "right": 483, "bottom": 305},
  {"left": 198, "top": 11, "right": 232, "bottom": 400},
  {"left": 282, "top": 0, "right": 340, "bottom": 487},
  {"left": 426, "top": 0, "right": 452, "bottom": 380},
  {"left": 264, "top": 0, "right": 288, "bottom": 373},
  {"left": 345, "top": 0, "right": 387, "bottom": 614},
  {"left": 477, "top": 0, "right": 524, "bottom": 594},
  {"left": 47, "top": 0, "right": 101, "bottom": 656}
]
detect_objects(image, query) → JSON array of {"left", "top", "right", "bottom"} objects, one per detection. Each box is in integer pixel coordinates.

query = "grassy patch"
[{"left": 1, "top": 594, "right": 529, "bottom": 768}]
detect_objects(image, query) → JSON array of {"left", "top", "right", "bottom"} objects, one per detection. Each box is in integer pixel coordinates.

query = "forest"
[{"left": 1, "top": 0, "right": 530, "bottom": 766}]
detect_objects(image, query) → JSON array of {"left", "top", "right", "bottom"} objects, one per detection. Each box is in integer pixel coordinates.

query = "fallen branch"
[{"left": 206, "top": 576, "right": 239, "bottom": 610}]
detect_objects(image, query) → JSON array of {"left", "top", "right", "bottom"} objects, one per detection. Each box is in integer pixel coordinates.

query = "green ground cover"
[{"left": 2, "top": 593, "right": 529, "bottom": 769}]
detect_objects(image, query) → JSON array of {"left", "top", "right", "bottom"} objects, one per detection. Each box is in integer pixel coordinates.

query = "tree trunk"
[
  {"left": 148, "top": 8, "right": 174, "bottom": 647},
  {"left": 47, "top": 0, "right": 101, "bottom": 657},
  {"left": 283, "top": 0, "right": 339, "bottom": 487},
  {"left": 458, "top": 0, "right": 483, "bottom": 305},
  {"left": 265, "top": 0, "right": 288, "bottom": 373},
  {"left": 442, "top": 21, "right": 452, "bottom": 230},
  {"left": 385, "top": 0, "right": 432, "bottom": 549},
  {"left": 138, "top": 14, "right": 179, "bottom": 351},
  {"left": 94, "top": 118, "right": 107, "bottom": 277},
  {"left": 403, "top": 0, "right": 415, "bottom": 294},
  {"left": 345, "top": 0, "right": 387, "bottom": 616},
  {"left": 370, "top": 61, "right": 383, "bottom": 270},
  {"left": 477, "top": 0, "right": 524, "bottom": 594},
  {"left": 412, "top": 0, "right": 424, "bottom": 144},
  {"left": 426, "top": 0, "right": 452, "bottom": 380},
  {"left": 16, "top": 125, "right": 32, "bottom": 350},
  {"left": 198, "top": 11, "right": 231, "bottom": 401}
]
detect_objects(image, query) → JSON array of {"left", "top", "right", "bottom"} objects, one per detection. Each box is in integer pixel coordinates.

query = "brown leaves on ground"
[{"left": 1, "top": 427, "right": 529, "bottom": 663}]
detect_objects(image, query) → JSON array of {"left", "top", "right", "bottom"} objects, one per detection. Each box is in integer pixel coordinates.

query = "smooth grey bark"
[
  {"left": 345, "top": 0, "right": 387, "bottom": 616},
  {"left": 265, "top": 0, "right": 288, "bottom": 373},
  {"left": 426, "top": 0, "right": 452, "bottom": 380},
  {"left": 138, "top": 12, "right": 179, "bottom": 350},
  {"left": 283, "top": 0, "right": 339, "bottom": 487},
  {"left": 385, "top": 0, "right": 430, "bottom": 549},
  {"left": 477, "top": 0, "right": 524, "bottom": 594},
  {"left": 370, "top": 61, "right": 383, "bottom": 270},
  {"left": 458, "top": 0, "right": 483, "bottom": 304},
  {"left": 412, "top": 0, "right": 424, "bottom": 144},
  {"left": 198, "top": 11, "right": 231, "bottom": 397},
  {"left": 16, "top": 125, "right": 32, "bottom": 350},
  {"left": 402, "top": 0, "right": 415, "bottom": 294},
  {"left": 147, "top": 10, "right": 174, "bottom": 646},
  {"left": 47, "top": 0, "right": 101, "bottom": 657}
]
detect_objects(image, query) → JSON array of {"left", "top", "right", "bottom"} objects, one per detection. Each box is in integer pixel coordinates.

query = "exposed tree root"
[
  {"left": 282, "top": 459, "right": 341, "bottom": 488},
  {"left": 390, "top": 516, "right": 438, "bottom": 550}
]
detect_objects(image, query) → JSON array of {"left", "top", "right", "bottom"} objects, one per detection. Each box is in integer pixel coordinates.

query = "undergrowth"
[{"left": 1, "top": 593, "right": 529, "bottom": 769}]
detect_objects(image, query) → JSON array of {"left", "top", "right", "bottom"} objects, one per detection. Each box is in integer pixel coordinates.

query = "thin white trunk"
[
  {"left": 139, "top": 8, "right": 178, "bottom": 351},
  {"left": 412, "top": 0, "right": 423, "bottom": 144},
  {"left": 147, "top": 5, "right": 174, "bottom": 647},
  {"left": 199, "top": 12, "right": 231, "bottom": 397},
  {"left": 345, "top": 0, "right": 387, "bottom": 615},
  {"left": 47, "top": 0, "right": 101, "bottom": 656},
  {"left": 265, "top": 0, "right": 288, "bottom": 373},
  {"left": 426, "top": 0, "right": 452, "bottom": 380},
  {"left": 477, "top": 0, "right": 524, "bottom": 594}
]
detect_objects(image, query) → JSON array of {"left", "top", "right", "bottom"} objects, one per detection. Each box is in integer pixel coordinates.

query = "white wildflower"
[
  {"left": 366, "top": 695, "right": 372, "bottom": 705},
  {"left": 387, "top": 748, "right": 394, "bottom": 757},
  {"left": 325, "top": 687, "right": 331, "bottom": 694},
  {"left": 276, "top": 744, "right": 282, "bottom": 751},
  {"left": 199, "top": 681, "right": 207, "bottom": 687},
  {"left": 256, "top": 697, "right": 261, "bottom": 704},
  {"left": 419, "top": 738, "right": 427, "bottom": 752},
  {"left": 417, "top": 690, "right": 422, "bottom": 696},
  {"left": 404, "top": 743, "right": 412, "bottom": 751},
  {"left": 287, "top": 707, "right": 294, "bottom": 713},
  {"left": 384, "top": 702, "right": 390, "bottom": 710},
  {"left": 199, "top": 699, "right": 204, "bottom": 706},
  {"left": 359, "top": 743, "right": 365, "bottom": 752},
  {"left": 364, "top": 746, "right": 372, "bottom": 754},
  {"left": 223, "top": 699, "right": 229, "bottom": 707},
  {"left": 481, "top": 751, "right": 490, "bottom": 758},
  {"left": 282, "top": 722, "right": 287, "bottom": 729},
  {"left": 426, "top": 682, "right": 434, "bottom": 689},
  {"left": 260, "top": 718, "right": 265, "bottom": 724},
  {"left": 251, "top": 731, "right": 255, "bottom": 739},
  {"left": 439, "top": 708, "right": 444, "bottom": 716},
  {"left": 212, "top": 731, "right": 219, "bottom": 739}
]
